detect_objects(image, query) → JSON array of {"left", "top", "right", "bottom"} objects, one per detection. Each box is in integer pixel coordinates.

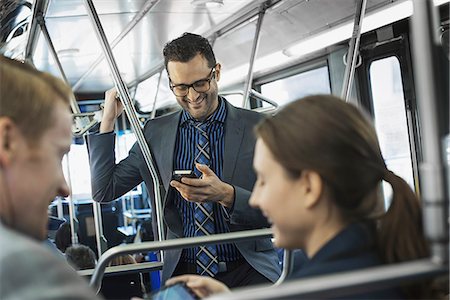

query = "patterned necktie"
[{"left": 193, "top": 121, "right": 219, "bottom": 276}]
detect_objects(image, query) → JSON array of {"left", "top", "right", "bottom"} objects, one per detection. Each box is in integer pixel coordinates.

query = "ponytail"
[{"left": 378, "top": 170, "right": 432, "bottom": 298}]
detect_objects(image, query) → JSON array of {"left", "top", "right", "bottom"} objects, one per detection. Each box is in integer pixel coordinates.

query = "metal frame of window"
[{"left": 357, "top": 21, "right": 421, "bottom": 196}]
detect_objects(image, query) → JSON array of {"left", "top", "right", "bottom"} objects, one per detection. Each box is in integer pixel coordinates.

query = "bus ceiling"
[{"left": 0, "top": 0, "right": 448, "bottom": 103}]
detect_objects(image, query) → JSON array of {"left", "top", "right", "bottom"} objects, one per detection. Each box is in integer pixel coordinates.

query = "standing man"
[
  {"left": 88, "top": 32, "right": 280, "bottom": 287},
  {"left": 0, "top": 56, "right": 101, "bottom": 299}
]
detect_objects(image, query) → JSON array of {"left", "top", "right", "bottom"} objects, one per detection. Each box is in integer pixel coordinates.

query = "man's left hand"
[{"left": 170, "top": 163, "right": 235, "bottom": 208}]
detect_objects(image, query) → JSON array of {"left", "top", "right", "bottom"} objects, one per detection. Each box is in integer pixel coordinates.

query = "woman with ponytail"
[{"left": 167, "top": 95, "right": 434, "bottom": 299}]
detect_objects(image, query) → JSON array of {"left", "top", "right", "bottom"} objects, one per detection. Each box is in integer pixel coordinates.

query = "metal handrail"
[
  {"left": 89, "top": 228, "right": 273, "bottom": 293},
  {"left": 274, "top": 249, "right": 293, "bottom": 286},
  {"left": 78, "top": 261, "right": 163, "bottom": 277},
  {"left": 72, "top": 0, "right": 162, "bottom": 91},
  {"left": 242, "top": 4, "right": 267, "bottom": 108},
  {"left": 34, "top": 10, "right": 85, "bottom": 249},
  {"left": 24, "top": 0, "right": 50, "bottom": 62},
  {"left": 221, "top": 89, "right": 279, "bottom": 109},
  {"left": 411, "top": 0, "right": 449, "bottom": 263},
  {"left": 83, "top": 0, "right": 166, "bottom": 256},
  {"left": 208, "top": 259, "right": 447, "bottom": 300},
  {"left": 341, "top": 0, "right": 367, "bottom": 102}
]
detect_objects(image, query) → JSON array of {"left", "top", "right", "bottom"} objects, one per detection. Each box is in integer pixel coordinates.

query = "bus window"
[
  {"left": 62, "top": 132, "right": 137, "bottom": 201},
  {"left": 63, "top": 144, "right": 92, "bottom": 200},
  {"left": 260, "top": 66, "right": 331, "bottom": 107},
  {"left": 223, "top": 94, "right": 246, "bottom": 108},
  {"left": 369, "top": 56, "right": 414, "bottom": 208},
  {"left": 134, "top": 72, "right": 175, "bottom": 114},
  {"left": 116, "top": 130, "right": 137, "bottom": 162}
]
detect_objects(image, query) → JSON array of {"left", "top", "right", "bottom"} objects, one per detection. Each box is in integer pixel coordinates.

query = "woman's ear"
[
  {"left": 299, "top": 170, "right": 323, "bottom": 209},
  {"left": 0, "top": 118, "right": 19, "bottom": 167}
]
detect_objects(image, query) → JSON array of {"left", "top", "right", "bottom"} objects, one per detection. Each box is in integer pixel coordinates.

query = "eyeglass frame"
[{"left": 168, "top": 65, "right": 217, "bottom": 97}]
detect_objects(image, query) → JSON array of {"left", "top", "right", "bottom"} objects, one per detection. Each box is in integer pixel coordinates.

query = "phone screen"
[
  {"left": 172, "top": 170, "right": 197, "bottom": 182},
  {"left": 151, "top": 283, "right": 197, "bottom": 300}
]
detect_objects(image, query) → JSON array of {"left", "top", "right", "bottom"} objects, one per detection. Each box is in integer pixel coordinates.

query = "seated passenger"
[
  {"left": 0, "top": 55, "right": 101, "bottom": 299},
  {"left": 108, "top": 254, "right": 137, "bottom": 267},
  {"left": 54, "top": 221, "right": 74, "bottom": 253},
  {"left": 65, "top": 244, "right": 97, "bottom": 270},
  {"left": 167, "top": 95, "right": 434, "bottom": 299}
]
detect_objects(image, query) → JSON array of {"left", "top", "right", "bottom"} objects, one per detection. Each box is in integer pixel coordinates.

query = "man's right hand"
[
  {"left": 100, "top": 87, "right": 124, "bottom": 133},
  {"left": 166, "top": 275, "right": 230, "bottom": 299}
]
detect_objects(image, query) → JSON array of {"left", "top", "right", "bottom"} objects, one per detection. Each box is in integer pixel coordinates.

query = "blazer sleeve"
[
  {"left": 226, "top": 109, "right": 270, "bottom": 228},
  {"left": 87, "top": 131, "right": 145, "bottom": 203},
  {"left": 229, "top": 185, "right": 269, "bottom": 227}
]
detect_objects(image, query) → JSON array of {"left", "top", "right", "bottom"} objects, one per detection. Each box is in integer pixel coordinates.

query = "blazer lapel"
[{"left": 223, "top": 100, "right": 243, "bottom": 183}]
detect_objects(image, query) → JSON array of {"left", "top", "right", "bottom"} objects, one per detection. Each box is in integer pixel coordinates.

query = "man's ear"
[
  {"left": 0, "top": 118, "right": 19, "bottom": 167},
  {"left": 299, "top": 170, "right": 323, "bottom": 209},
  {"left": 215, "top": 63, "right": 221, "bottom": 82}
]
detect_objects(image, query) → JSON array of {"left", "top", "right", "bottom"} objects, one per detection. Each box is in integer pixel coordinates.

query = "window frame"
[{"left": 357, "top": 27, "right": 421, "bottom": 195}]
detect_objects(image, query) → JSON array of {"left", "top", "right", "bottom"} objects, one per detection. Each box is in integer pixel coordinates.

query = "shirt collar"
[{"left": 180, "top": 96, "right": 227, "bottom": 127}]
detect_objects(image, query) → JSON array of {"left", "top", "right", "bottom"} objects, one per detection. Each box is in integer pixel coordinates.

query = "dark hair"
[
  {"left": 55, "top": 222, "right": 72, "bottom": 253},
  {"left": 65, "top": 244, "right": 97, "bottom": 270},
  {"left": 255, "top": 95, "right": 431, "bottom": 298},
  {"left": 163, "top": 32, "right": 216, "bottom": 70}
]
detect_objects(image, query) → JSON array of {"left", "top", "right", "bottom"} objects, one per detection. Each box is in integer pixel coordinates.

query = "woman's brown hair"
[{"left": 255, "top": 94, "right": 431, "bottom": 298}]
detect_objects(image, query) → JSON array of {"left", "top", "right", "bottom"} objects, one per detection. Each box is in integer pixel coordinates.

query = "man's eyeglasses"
[{"left": 169, "top": 67, "right": 216, "bottom": 97}]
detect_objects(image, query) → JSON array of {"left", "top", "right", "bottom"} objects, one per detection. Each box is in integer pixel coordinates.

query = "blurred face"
[
  {"left": 167, "top": 54, "right": 221, "bottom": 121},
  {"left": 1, "top": 101, "right": 71, "bottom": 240},
  {"left": 250, "top": 138, "right": 311, "bottom": 249}
]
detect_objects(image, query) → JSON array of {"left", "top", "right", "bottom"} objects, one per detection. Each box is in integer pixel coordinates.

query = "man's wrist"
[{"left": 220, "top": 183, "right": 235, "bottom": 208}]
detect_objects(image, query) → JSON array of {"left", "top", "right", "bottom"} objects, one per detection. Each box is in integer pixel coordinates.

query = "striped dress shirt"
[{"left": 174, "top": 98, "right": 242, "bottom": 264}]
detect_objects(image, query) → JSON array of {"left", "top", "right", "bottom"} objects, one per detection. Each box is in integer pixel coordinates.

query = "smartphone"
[
  {"left": 172, "top": 170, "right": 197, "bottom": 182},
  {"left": 149, "top": 282, "right": 198, "bottom": 300}
]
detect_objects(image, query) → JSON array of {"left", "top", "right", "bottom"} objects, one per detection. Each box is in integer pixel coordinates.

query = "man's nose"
[
  {"left": 186, "top": 86, "right": 201, "bottom": 102},
  {"left": 58, "top": 179, "right": 71, "bottom": 198}
]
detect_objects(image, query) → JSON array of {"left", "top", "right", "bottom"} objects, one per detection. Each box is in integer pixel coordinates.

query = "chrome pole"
[
  {"left": 73, "top": 0, "right": 161, "bottom": 91},
  {"left": 63, "top": 153, "right": 79, "bottom": 246},
  {"left": 341, "top": 0, "right": 367, "bottom": 102},
  {"left": 25, "top": 0, "right": 50, "bottom": 62},
  {"left": 83, "top": 0, "right": 166, "bottom": 255},
  {"left": 242, "top": 4, "right": 267, "bottom": 108},
  {"left": 92, "top": 202, "right": 108, "bottom": 256},
  {"left": 411, "top": 0, "right": 448, "bottom": 263},
  {"left": 35, "top": 12, "right": 108, "bottom": 253},
  {"left": 36, "top": 15, "right": 82, "bottom": 115}
]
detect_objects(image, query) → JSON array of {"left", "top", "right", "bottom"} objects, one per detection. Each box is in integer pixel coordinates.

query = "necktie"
[{"left": 193, "top": 121, "right": 219, "bottom": 276}]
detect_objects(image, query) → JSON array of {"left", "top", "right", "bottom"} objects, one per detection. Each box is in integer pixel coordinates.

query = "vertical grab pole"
[
  {"left": 37, "top": 14, "right": 93, "bottom": 249},
  {"left": 242, "top": 3, "right": 267, "bottom": 108},
  {"left": 83, "top": 0, "right": 166, "bottom": 261},
  {"left": 38, "top": 15, "right": 82, "bottom": 115},
  {"left": 341, "top": 0, "right": 367, "bottom": 102},
  {"left": 73, "top": 0, "right": 162, "bottom": 92},
  {"left": 411, "top": 0, "right": 448, "bottom": 264}
]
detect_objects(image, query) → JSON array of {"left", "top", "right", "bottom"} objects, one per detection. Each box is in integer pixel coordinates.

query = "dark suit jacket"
[
  {"left": 88, "top": 99, "right": 281, "bottom": 283},
  {"left": 289, "top": 222, "right": 403, "bottom": 299}
]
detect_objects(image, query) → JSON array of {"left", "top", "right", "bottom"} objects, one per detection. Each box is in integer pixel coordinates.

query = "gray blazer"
[{"left": 88, "top": 99, "right": 281, "bottom": 282}]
